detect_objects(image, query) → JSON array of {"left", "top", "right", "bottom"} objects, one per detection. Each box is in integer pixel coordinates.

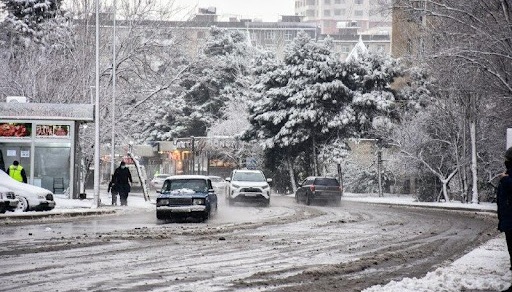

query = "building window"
[
  {"left": 265, "top": 31, "right": 275, "bottom": 40},
  {"left": 355, "top": 0, "right": 363, "bottom": 4},
  {"left": 354, "top": 10, "right": 364, "bottom": 16},
  {"left": 285, "top": 30, "right": 294, "bottom": 40},
  {"left": 341, "top": 46, "right": 350, "bottom": 53},
  {"left": 324, "top": 0, "right": 331, "bottom": 4},
  {"left": 324, "top": 9, "right": 331, "bottom": 16},
  {"left": 306, "top": 0, "right": 316, "bottom": 5},
  {"left": 306, "top": 9, "right": 315, "bottom": 17},
  {"left": 334, "top": 9, "right": 341, "bottom": 16}
]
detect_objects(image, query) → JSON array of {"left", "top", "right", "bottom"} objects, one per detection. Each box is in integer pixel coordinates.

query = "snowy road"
[{"left": 0, "top": 196, "right": 498, "bottom": 292}]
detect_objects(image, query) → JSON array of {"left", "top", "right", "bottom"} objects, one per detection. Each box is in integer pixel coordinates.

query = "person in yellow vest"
[{"left": 8, "top": 160, "right": 27, "bottom": 183}]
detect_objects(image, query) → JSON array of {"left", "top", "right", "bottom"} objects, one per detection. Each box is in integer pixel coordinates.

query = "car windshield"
[
  {"left": 314, "top": 178, "right": 339, "bottom": 186},
  {"left": 232, "top": 172, "right": 265, "bottom": 182},
  {"left": 164, "top": 179, "right": 208, "bottom": 192}
]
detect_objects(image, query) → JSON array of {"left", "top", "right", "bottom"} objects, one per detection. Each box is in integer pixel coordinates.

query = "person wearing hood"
[
  {"left": 497, "top": 147, "right": 512, "bottom": 292},
  {"left": 114, "top": 161, "right": 133, "bottom": 206},
  {"left": 8, "top": 160, "right": 27, "bottom": 183}
]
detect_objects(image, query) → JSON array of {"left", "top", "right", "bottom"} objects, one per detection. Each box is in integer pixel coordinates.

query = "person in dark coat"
[
  {"left": 107, "top": 174, "right": 118, "bottom": 206},
  {"left": 114, "top": 161, "right": 132, "bottom": 206},
  {"left": 497, "top": 147, "right": 512, "bottom": 277}
]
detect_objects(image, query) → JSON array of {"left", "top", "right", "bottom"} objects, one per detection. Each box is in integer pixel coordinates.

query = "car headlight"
[
  {"left": 192, "top": 198, "right": 205, "bottom": 205},
  {"left": 157, "top": 199, "right": 170, "bottom": 206}
]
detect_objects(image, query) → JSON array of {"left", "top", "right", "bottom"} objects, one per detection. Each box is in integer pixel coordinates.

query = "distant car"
[
  {"left": 156, "top": 175, "right": 218, "bottom": 222},
  {"left": 150, "top": 174, "right": 171, "bottom": 191},
  {"left": 0, "top": 186, "right": 19, "bottom": 213},
  {"left": 295, "top": 176, "right": 342, "bottom": 206},
  {"left": 226, "top": 169, "right": 272, "bottom": 206},
  {"left": 0, "top": 171, "right": 55, "bottom": 212},
  {"left": 209, "top": 175, "right": 227, "bottom": 196}
]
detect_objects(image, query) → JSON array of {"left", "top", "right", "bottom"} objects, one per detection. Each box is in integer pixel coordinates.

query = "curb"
[
  {"left": 0, "top": 209, "right": 117, "bottom": 220},
  {"left": 355, "top": 200, "right": 497, "bottom": 215}
]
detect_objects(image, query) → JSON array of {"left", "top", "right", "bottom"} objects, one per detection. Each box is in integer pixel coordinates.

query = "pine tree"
[{"left": 1, "top": 0, "right": 70, "bottom": 48}]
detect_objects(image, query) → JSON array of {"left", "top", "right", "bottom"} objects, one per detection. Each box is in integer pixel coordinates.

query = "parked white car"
[
  {"left": 0, "top": 171, "right": 55, "bottom": 212},
  {"left": 0, "top": 186, "right": 19, "bottom": 213}
]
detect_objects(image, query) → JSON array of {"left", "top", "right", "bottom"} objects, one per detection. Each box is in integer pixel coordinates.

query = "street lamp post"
[
  {"left": 93, "top": 0, "right": 101, "bottom": 208},
  {"left": 110, "top": 0, "right": 117, "bottom": 176}
]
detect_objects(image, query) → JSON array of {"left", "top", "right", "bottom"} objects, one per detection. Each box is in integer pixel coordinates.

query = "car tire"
[
  {"left": 156, "top": 211, "right": 166, "bottom": 220},
  {"left": 17, "top": 197, "right": 29, "bottom": 212},
  {"left": 305, "top": 194, "right": 311, "bottom": 206},
  {"left": 264, "top": 199, "right": 270, "bottom": 207}
]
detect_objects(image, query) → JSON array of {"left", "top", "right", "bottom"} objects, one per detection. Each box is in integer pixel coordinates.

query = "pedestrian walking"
[
  {"left": 114, "top": 161, "right": 132, "bottom": 206},
  {"left": 108, "top": 174, "right": 118, "bottom": 206},
  {"left": 8, "top": 160, "right": 27, "bottom": 183},
  {"left": 497, "top": 147, "right": 512, "bottom": 292}
]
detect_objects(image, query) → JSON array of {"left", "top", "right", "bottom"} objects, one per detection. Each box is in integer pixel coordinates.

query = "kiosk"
[{"left": 0, "top": 102, "right": 94, "bottom": 198}]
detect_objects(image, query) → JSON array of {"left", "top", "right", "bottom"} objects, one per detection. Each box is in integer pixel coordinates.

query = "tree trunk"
[
  {"left": 470, "top": 118, "right": 479, "bottom": 204},
  {"left": 312, "top": 136, "right": 318, "bottom": 176},
  {"left": 287, "top": 156, "right": 297, "bottom": 194}
]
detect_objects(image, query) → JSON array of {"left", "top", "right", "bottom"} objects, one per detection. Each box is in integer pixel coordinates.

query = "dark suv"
[{"left": 295, "top": 177, "right": 342, "bottom": 206}]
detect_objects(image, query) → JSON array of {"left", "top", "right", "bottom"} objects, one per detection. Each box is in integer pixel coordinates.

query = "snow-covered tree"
[
  {"left": 137, "top": 27, "right": 259, "bottom": 143},
  {"left": 1, "top": 0, "right": 71, "bottom": 49},
  {"left": 245, "top": 31, "right": 417, "bottom": 191}
]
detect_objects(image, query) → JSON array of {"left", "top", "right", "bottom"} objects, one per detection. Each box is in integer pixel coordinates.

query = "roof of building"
[{"left": 0, "top": 103, "right": 94, "bottom": 122}]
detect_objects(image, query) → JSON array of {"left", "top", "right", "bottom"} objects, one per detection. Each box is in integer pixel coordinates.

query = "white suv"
[{"left": 226, "top": 169, "right": 272, "bottom": 206}]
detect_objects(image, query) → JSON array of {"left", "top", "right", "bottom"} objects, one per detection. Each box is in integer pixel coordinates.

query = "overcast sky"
[{"left": 174, "top": 0, "right": 295, "bottom": 22}]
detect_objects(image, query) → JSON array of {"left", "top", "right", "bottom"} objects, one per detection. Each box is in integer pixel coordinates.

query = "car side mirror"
[
  {"left": 225, "top": 178, "right": 231, "bottom": 182},
  {"left": 266, "top": 178, "right": 272, "bottom": 183}
]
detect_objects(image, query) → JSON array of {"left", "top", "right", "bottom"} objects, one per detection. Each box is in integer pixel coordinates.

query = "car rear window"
[{"left": 314, "top": 178, "right": 339, "bottom": 186}]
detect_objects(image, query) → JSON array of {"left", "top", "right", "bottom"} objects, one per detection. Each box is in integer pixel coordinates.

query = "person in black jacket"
[
  {"left": 114, "top": 161, "right": 133, "bottom": 206},
  {"left": 497, "top": 147, "right": 512, "bottom": 280}
]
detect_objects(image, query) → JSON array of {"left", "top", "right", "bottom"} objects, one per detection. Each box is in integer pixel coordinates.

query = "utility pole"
[
  {"left": 191, "top": 136, "right": 195, "bottom": 175},
  {"left": 377, "top": 150, "right": 383, "bottom": 197}
]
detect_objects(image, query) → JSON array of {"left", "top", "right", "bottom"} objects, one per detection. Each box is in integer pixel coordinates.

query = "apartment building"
[{"left": 294, "top": 0, "right": 392, "bottom": 35}]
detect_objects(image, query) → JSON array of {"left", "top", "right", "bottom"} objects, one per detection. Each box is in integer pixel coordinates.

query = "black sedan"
[
  {"left": 295, "top": 176, "right": 342, "bottom": 206},
  {"left": 156, "top": 175, "right": 218, "bottom": 222}
]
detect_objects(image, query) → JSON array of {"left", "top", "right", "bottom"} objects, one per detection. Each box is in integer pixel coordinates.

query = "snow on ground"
[{"left": 9, "top": 190, "right": 512, "bottom": 291}]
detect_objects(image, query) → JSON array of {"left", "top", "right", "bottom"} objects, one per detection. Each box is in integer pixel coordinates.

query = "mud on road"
[{"left": 0, "top": 196, "right": 498, "bottom": 292}]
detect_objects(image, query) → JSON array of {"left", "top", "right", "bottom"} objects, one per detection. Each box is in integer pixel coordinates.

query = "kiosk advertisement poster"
[
  {"left": 36, "top": 125, "right": 70, "bottom": 138},
  {"left": 0, "top": 123, "right": 31, "bottom": 137}
]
